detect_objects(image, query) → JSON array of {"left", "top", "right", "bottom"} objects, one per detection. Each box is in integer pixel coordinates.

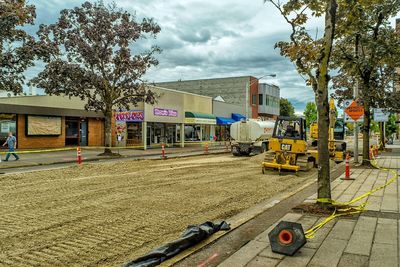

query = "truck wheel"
[
  {"left": 232, "top": 147, "right": 241, "bottom": 156},
  {"left": 261, "top": 143, "right": 268, "bottom": 153}
]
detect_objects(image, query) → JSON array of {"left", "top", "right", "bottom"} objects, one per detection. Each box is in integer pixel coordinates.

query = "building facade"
[
  {"left": 258, "top": 83, "right": 280, "bottom": 119},
  {"left": 0, "top": 85, "right": 249, "bottom": 150},
  {"left": 156, "top": 76, "right": 280, "bottom": 119},
  {"left": 112, "top": 86, "right": 217, "bottom": 149},
  {"left": 0, "top": 95, "right": 104, "bottom": 149}
]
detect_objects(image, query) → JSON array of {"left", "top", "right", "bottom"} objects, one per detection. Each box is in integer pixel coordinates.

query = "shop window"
[
  {"left": 252, "top": 94, "right": 257, "bottom": 105},
  {"left": 65, "top": 119, "right": 79, "bottom": 146},
  {"left": 259, "top": 94, "right": 263, "bottom": 105},
  {"left": 184, "top": 125, "right": 201, "bottom": 141},
  {"left": 0, "top": 114, "right": 17, "bottom": 146},
  {"left": 126, "top": 122, "right": 142, "bottom": 145}
]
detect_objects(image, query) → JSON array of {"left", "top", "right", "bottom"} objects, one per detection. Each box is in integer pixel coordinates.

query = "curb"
[{"left": 161, "top": 161, "right": 346, "bottom": 267}]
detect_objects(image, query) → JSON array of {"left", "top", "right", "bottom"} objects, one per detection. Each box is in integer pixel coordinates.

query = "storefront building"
[
  {"left": 184, "top": 112, "right": 216, "bottom": 142},
  {"left": 112, "top": 86, "right": 215, "bottom": 149},
  {"left": 213, "top": 100, "right": 246, "bottom": 141},
  {"left": 0, "top": 85, "right": 244, "bottom": 150},
  {"left": 0, "top": 95, "right": 104, "bottom": 149}
]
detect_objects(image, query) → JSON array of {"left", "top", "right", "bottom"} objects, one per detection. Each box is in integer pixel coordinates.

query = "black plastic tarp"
[{"left": 124, "top": 221, "right": 230, "bottom": 267}]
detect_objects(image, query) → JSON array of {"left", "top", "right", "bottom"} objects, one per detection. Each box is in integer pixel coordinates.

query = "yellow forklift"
[{"left": 262, "top": 117, "right": 318, "bottom": 173}]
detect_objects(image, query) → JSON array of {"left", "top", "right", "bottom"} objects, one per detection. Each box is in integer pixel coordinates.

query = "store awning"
[
  {"left": 232, "top": 113, "right": 246, "bottom": 121},
  {"left": 185, "top": 112, "right": 216, "bottom": 119},
  {"left": 184, "top": 112, "right": 216, "bottom": 125},
  {"left": 216, "top": 117, "right": 235, "bottom": 125}
]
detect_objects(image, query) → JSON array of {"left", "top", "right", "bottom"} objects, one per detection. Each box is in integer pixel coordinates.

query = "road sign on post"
[
  {"left": 343, "top": 99, "right": 364, "bottom": 123},
  {"left": 373, "top": 108, "right": 389, "bottom": 122}
]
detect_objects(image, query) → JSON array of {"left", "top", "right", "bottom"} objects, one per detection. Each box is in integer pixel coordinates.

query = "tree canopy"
[
  {"left": 332, "top": 0, "right": 400, "bottom": 164},
  {"left": 303, "top": 102, "right": 318, "bottom": 127},
  {"left": 279, "top": 97, "right": 295, "bottom": 117},
  {"left": 32, "top": 1, "right": 161, "bottom": 154},
  {"left": 0, "top": 0, "right": 37, "bottom": 94}
]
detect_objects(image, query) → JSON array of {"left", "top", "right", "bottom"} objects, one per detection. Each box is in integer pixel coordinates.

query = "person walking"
[{"left": 2, "top": 132, "right": 19, "bottom": 161}]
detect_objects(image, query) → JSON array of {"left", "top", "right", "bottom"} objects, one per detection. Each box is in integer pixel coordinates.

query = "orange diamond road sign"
[{"left": 344, "top": 101, "right": 364, "bottom": 122}]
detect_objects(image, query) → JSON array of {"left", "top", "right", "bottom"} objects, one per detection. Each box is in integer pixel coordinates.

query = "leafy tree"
[
  {"left": 332, "top": 1, "right": 400, "bottom": 165},
  {"left": 267, "top": 0, "right": 338, "bottom": 205},
  {"left": 386, "top": 114, "right": 398, "bottom": 136},
  {"left": 303, "top": 102, "right": 317, "bottom": 127},
  {"left": 0, "top": 0, "right": 36, "bottom": 94},
  {"left": 279, "top": 98, "right": 295, "bottom": 117},
  {"left": 370, "top": 119, "right": 380, "bottom": 134},
  {"left": 32, "top": 2, "right": 161, "bottom": 154}
]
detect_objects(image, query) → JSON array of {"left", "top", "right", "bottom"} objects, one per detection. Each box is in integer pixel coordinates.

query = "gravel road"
[{"left": 0, "top": 154, "right": 315, "bottom": 266}]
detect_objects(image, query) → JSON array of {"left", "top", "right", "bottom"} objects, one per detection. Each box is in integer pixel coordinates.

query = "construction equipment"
[
  {"left": 309, "top": 98, "right": 347, "bottom": 162},
  {"left": 230, "top": 119, "right": 275, "bottom": 156},
  {"left": 262, "top": 117, "right": 318, "bottom": 173}
]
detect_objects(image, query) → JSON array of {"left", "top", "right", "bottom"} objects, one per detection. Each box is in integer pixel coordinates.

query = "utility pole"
[
  {"left": 354, "top": 80, "right": 359, "bottom": 163},
  {"left": 354, "top": 35, "right": 359, "bottom": 163}
]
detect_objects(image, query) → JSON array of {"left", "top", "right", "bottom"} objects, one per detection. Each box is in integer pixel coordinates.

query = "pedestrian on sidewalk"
[{"left": 2, "top": 132, "right": 19, "bottom": 161}]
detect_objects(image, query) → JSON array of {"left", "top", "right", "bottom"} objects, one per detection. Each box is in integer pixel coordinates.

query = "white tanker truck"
[{"left": 230, "top": 119, "right": 275, "bottom": 156}]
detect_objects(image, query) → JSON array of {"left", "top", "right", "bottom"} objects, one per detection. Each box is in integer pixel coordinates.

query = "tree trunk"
[
  {"left": 362, "top": 100, "right": 371, "bottom": 166},
  {"left": 316, "top": 0, "right": 337, "bottom": 204},
  {"left": 103, "top": 108, "right": 113, "bottom": 155},
  {"left": 316, "top": 88, "right": 331, "bottom": 202}
]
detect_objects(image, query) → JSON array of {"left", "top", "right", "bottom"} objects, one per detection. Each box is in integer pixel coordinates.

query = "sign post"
[
  {"left": 374, "top": 108, "right": 389, "bottom": 149},
  {"left": 343, "top": 99, "right": 364, "bottom": 163}
]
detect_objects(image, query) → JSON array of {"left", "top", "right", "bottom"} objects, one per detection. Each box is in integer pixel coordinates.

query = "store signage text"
[
  {"left": 153, "top": 108, "right": 178, "bottom": 117},
  {"left": 115, "top": 110, "right": 144, "bottom": 122},
  {"left": 184, "top": 118, "right": 216, "bottom": 125}
]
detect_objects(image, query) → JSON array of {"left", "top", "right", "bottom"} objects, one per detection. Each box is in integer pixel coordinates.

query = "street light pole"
[
  {"left": 245, "top": 74, "right": 276, "bottom": 119},
  {"left": 354, "top": 37, "right": 359, "bottom": 164},
  {"left": 354, "top": 80, "right": 359, "bottom": 163}
]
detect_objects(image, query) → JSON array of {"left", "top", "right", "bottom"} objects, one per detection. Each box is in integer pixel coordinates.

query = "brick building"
[
  {"left": 0, "top": 95, "right": 104, "bottom": 149},
  {"left": 156, "top": 76, "right": 280, "bottom": 120}
]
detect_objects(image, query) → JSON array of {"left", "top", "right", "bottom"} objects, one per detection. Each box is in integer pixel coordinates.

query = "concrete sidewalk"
[
  {"left": 0, "top": 144, "right": 230, "bottom": 169},
  {"left": 217, "top": 155, "right": 400, "bottom": 267}
]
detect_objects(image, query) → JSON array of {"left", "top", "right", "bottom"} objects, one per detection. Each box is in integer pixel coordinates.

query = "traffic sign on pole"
[{"left": 343, "top": 99, "right": 364, "bottom": 123}]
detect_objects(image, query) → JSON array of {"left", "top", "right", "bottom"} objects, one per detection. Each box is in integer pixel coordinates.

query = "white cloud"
[{"left": 29, "top": 0, "right": 328, "bottom": 112}]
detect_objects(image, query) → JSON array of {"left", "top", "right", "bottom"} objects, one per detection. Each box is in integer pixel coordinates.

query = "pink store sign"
[
  {"left": 153, "top": 108, "right": 178, "bottom": 117},
  {"left": 114, "top": 110, "right": 144, "bottom": 122}
]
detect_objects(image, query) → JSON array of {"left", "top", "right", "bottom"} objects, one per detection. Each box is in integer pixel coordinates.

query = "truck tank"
[
  {"left": 230, "top": 120, "right": 275, "bottom": 142},
  {"left": 230, "top": 119, "right": 275, "bottom": 156}
]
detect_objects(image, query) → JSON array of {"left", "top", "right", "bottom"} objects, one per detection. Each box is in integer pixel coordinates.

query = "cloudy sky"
[{"left": 26, "top": 0, "right": 399, "bottom": 113}]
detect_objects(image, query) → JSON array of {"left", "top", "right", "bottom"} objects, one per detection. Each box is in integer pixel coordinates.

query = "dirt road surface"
[{"left": 0, "top": 154, "right": 315, "bottom": 266}]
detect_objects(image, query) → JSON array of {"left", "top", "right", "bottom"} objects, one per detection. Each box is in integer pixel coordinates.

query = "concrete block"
[
  {"left": 365, "top": 196, "right": 382, "bottom": 211},
  {"left": 353, "top": 216, "right": 377, "bottom": 232},
  {"left": 369, "top": 242, "right": 398, "bottom": 267},
  {"left": 304, "top": 219, "right": 336, "bottom": 249},
  {"left": 374, "top": 218, "right": 397, "bottom": 245},
  {"left": 345, "top": 230, "right": 374, "bottom": 256},
  {"left": 338, "top": 253, "right": 369, "bottom": 267},
  {"left": 259, "top": 247, "right": 285, "bottom": 260},
  {"left": 336, "top": 194, "right": 354, "bottom": 203},
  {"left": 277, "top": 247, "right": 316, "bottom": 267},
  {"left": 246, "top": 256, "right": 280, "bottom": 267},
  {"left": 325, "top": 219, "right": 356, "bottom": 241},
  {"left": 308, "top": 238, "right": 347, "bottom": 267},
  {"left": 217, "top": 240, "right": 267, "bottom": 267}
]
